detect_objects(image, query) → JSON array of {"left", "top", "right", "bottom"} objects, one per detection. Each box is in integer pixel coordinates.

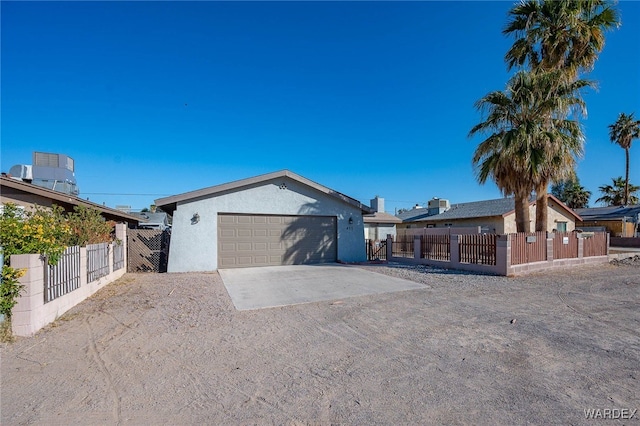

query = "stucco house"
[
  {"left": 364, "top": 196, "right": 401, "bottom": 240},
  {"left": 397, "top": 195, "right": 581, "bottom": 234},
  {"left": 155, "top": 170, "right": 373, "bottom": 272}
]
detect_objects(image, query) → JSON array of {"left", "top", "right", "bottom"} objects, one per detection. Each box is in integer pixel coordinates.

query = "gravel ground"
[{"left": 1, "top": 261, "right": 639, "bottom": 425}]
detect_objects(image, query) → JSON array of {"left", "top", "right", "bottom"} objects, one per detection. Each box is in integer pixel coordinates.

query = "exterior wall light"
[
  {"left": 348, "top": 216, "right": 353, "bottom": 225},
  {"left": 191, "top": 213, "right": 200, "bottom": 225}
]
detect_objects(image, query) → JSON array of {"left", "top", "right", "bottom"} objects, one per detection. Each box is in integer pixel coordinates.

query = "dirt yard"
[{"left": 1, "top": 261, "right": 639, "bottom": 425}]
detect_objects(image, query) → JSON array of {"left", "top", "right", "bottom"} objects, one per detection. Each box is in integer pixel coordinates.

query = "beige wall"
[
  {"left": 399, "top": 216, "right": 505, "bottom": 234},
  {"left": 399, "top": 202, "right": 577, "bottom": 234},
  {"left": 1, "top": 188, "right": 54, "bottom": 210}
]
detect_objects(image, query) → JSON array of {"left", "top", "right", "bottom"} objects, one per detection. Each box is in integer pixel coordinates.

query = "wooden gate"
[{"left": 127, "top": 229, "right": 171, "bottom": 272}]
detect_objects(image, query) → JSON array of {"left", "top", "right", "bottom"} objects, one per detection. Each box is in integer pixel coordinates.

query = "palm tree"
[
  {"left": 596, "top": 177, "right": 640, "bottom": 206},
  {"left": 551, "top": 175, "right": 591, "bottom": 208},
  {"left": 608, "top": 112, "right": 640, "bottom": 205},
  {"left": 503, "top": 0, "right": 619, "bottom": 230},
  {"left": 504, "top": 0, "right": 619, "bottom": 78},
  {"left": 470, "top": 70, "right": 589, "bottom": 232}
]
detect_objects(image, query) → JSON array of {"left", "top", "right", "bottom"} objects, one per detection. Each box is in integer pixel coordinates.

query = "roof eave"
[
  {"left": 1, "top": 177, "right": 142, "bottom": 224},
  {"left": 155, "top": 170, "right": 373, "bottom": 214}
]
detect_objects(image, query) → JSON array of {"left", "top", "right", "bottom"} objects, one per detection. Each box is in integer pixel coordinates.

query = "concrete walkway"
[{"left": 218, "top": 263, "right": 426, "bottom": 310}]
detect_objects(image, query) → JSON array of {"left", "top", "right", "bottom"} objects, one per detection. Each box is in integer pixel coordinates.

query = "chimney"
[{"left": 370, "top": 196, "right": 384, "bottom": 213}]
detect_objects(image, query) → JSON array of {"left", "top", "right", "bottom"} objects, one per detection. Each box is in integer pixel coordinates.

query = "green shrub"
[{"left": 0, "top": 265, "right": 25, "bottom": 320}]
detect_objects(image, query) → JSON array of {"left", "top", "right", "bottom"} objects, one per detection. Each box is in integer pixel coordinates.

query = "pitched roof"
[
  {"left": 576, "top": 205, "right": 640, "bottom": 221},
  {"left": 399, "top": 195, "right": 581, "bottom": 223},
  {"left": 131, "top": 211, "right": 170, "bottom": 225},
  {"left": 364, "top": 211, "right": 402, "bottom": 224},
  {"left": 155, "top": 170, "right": 374, "bottom": 215},
  {"left": 0, "top": 176, "right": 143, "bottom": 225}
]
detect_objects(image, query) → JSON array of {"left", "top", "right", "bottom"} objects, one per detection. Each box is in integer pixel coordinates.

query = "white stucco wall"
[
  {"left": 167, "top": 177, "right": 366, "bottom": 272},
  {"left": 364, "top": 224, "right": 397, "bottom": 240}
]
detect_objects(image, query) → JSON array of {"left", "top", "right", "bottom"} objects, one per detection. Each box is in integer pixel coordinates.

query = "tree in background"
[
  {"left": 65, "top": 205, "right": 116, "bottom": 246},
  {"left": 551, "top": 175, "right": 591, "bottom": 208},
  {"left": 596, "top": 177, "right": 640, "bottom": 206},
  {"left": 608, "top": 112, "right": 640, "bottom": 206},
  {"left": 502, "top": 0, "right": 619, "bottom": 231}
]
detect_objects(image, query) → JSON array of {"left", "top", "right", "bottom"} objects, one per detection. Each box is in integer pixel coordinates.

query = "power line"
[{"left": 81, "top": 192, "right": 172, "bottom": 196}]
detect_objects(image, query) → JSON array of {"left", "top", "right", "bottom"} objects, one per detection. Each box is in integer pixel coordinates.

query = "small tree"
[
  {"left": 551, "top": 175, "right": 591, "bottom": 209},
  {"left": 66, "top": 206, "right": 115, "bottom": 246}
]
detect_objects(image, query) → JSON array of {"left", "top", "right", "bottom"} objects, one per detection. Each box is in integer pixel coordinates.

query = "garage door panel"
[
  {"left": 220, "top": 229, "right": 236, "bottom": 238},
  {"left": 237, "top": 229, "right": 252, "bottom": 237},
  {"left": 237, "top": 242, "right": 252, "bottom": 251},
  {"left": 218, "top": 214, "right": 337, "bottom": 268}
]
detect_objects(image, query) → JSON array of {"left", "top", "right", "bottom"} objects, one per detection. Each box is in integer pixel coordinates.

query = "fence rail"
[
  {"left": 421, "top": 234, "right": 450, "bottom": 261},
  {"left": 459, "top": 234, "right": 497, "bottom": 265},
  {"left": 45, "top": 246, "right": 81, "bottom": 303},
  {"left": 87, "top": 243, "right": 110, "bottom": 282},
  {"left": 510, "top": 232, "right": 547, "bottom": 265}
]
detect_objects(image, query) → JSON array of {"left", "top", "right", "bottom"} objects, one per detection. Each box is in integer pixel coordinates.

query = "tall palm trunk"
[
  {"left": 535, "top": 182, "right": 548, "bottom": 232},
  {"left": 624, "top": 147, "right": 630, "bottom": 205},
  {"left": 515, "top": 189, "right": 531, "bottom": 232}
]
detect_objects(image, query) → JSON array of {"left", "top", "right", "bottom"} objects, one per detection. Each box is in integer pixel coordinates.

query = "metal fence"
[
  {"left": 45, "top": 246, "right": 81, "bottom": 303},
  {"left": 366, "top": 239, "right": 387, "bottom": 261},
  {"left": 392, "top": 233, "right": 414, "bottom": 258},
  {"left": 87, "top": 242, "right": 110, "bottom": 282},
  {"left": 582, "top": 232, "right": 608, "bottom": 257},
  {"left": 113, "top": 242, "right": 125, "bottom": 271},
  {"left": 421, "top": 234, "right": 450, "bottom": 261},
  {"left": 510, "top": 232, "right": 547, "bottom": 265},
  {"left": 459, "top": 234, "right": 497, "bottom": 265},
  {"left": 552, "top": 232, "right": 578, "bottom": 259}
]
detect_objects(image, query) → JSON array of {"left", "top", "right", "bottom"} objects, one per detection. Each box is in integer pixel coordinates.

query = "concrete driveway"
[{"left": 218, "top": 263, "right": 426, "bottom": 310}]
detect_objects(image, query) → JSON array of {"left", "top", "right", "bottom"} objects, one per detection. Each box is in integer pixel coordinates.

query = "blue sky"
[{"left": 2, "top": 1, "right": 639, "bottom": 214}]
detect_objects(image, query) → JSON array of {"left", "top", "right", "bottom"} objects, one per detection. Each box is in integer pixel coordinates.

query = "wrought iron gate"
[{"left": 127, "top": 229, "right": 171, "bottom": 272}]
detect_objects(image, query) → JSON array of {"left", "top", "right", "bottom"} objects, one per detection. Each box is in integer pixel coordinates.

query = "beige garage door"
[{"left": 218, "top": 214, "right": 337, "bottom": 268}]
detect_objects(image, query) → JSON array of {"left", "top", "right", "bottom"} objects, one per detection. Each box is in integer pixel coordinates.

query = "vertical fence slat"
[
  {"left": 458, "top": 234, "right": 496, "bottom": 265},
  {"left": 87, "top": 242, "right": 110, "bottom": 283},
  {"left": 421, "top": 234, "right": 451, "bottom": 261},
  {"left": 45, "top": 246, "right": 81, "bottom": 304}
]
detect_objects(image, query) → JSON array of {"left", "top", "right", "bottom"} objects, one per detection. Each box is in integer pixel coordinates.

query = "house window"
[{"left": 556, "top": 222, "right": 567, "bottom": 232}]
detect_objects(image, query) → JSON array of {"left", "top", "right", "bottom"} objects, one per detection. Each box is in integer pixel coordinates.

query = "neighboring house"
[
  {"left": 575, "top": 205, "right": 640, "bottom": 237},
  {"left": 0, "top": 176, "right": 143, "bottom": 226},
  {"left": 155, "top": 170, "right": 373, "bottom": 272},
  {"left": 364, "top": 196, "right": 401, "bottom": 240},
  {"left": 131, "top": 211, "right": 172, "bottom": 230},
  {"left": 397, "top": 195, "right": 581, "bottom": 234}
]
